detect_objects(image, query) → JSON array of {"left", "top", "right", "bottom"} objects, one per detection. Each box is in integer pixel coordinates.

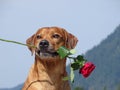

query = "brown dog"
[{"left": 22, "top": 27, "right": 78, "bottom": 90}]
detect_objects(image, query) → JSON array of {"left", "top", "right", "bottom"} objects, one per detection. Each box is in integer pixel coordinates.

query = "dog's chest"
[{"left": 28, "top": 81, "right": 61, "bottom": 90}]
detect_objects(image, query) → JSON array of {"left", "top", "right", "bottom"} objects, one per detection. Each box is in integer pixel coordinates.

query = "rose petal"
[{"left": 79, "top": 62, "right": 96, "bottom": 78}]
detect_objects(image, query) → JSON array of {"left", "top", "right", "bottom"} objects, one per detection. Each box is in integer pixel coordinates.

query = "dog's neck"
[{"left": 33, "top": 55, "right": 67, "bottom": 83}]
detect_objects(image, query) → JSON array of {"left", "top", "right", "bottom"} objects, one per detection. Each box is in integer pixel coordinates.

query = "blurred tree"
[{"left": 74, "top": 86, "right": 84, "bottom": 90}]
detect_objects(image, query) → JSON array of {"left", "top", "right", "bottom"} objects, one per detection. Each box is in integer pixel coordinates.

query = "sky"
[{"left": 0, "top": 0, "right": 120, "bottom": 88}]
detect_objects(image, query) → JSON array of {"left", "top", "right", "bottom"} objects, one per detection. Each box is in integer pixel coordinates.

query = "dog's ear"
[
  {"left": 67, "top": 33, "right": 78, "bottom": 49},
  {"left": 26, "top": 34, "right": 35, "bottom": 55},
  {"left": 63, "top": 29, "right": 78, "bottom": 49}
]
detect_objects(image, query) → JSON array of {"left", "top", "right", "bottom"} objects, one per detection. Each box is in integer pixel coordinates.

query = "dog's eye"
[
  {"left": 36, "top": 35, "right": 42, "bottom": 39},
  {"left": 52, "top": 34, "right": 60, "bottom": 38}
]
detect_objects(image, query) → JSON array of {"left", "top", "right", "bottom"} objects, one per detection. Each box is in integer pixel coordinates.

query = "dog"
[{"left": 22, "top": 27, "right": 78, "bottom": 90}]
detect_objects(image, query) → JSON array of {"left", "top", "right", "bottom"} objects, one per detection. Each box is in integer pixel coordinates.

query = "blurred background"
[{"left": 0, "top": 0, "right": 120, "bottom": 90}]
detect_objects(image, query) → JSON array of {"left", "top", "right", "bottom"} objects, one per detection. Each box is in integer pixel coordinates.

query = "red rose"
[{"left": 79, "top": 62, "right": 95, "bottom": 78}]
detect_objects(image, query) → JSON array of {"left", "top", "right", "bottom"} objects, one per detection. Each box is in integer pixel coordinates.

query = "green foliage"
[
  {"left": 57, "top": 46, "right": 88, "bottom": 83},
  {"left": 74, "top": 86, "right": 84, "bottom": 90},
  {"left": 103, "top": 86, "right": 107, "bottom": 90},
  {"left": 71, "top": 62, "right": 80, "bottom": 70},
  {"left": 71, "top": 55, "right": 87, "bottom": 70},
  {"left": 117, "top": 83, "right": 120, "bottom": 90},
  {"left": 57, "top": 46, "right": 76, "bottom": 59},
  {"left": 57, "top": 46, "right": 70, "bottom": 59},
  {"left": 70, "top": 67, "right": 75, "bottom": 83}
]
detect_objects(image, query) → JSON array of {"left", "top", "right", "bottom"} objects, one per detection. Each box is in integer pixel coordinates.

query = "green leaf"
[
  {"left": 78, "top": 60, "right": 86, "bottom": 67},
  {"left": 76, "top": 55, "right": 87, "bottom": 67},
  {"left": 77, "top": 55, "right": 84, "bottom": 61},
  {"left": 77, "top": 55, "right": 87, "bottom": 62},
  {"left": 57, "top": 46, "right": 70, "bottom": 59},
  {"left": 70, "top": 67, "right": 75, "bottom": 83},
  {"left": 70, "top": 49, "right": 76, "bottom": 54},
  {"left": 71, "top": 62, "right": 80, "bottom": 70}
]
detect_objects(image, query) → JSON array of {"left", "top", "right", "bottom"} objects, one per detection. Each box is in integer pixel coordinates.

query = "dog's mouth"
[{"left": 36, "top": 49, "right": 59, "bottom": 58}]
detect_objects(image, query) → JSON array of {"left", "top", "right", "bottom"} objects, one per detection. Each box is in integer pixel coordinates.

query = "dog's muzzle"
[
  {"left": 39, "top": 40, "right": 49, "bottom": 50},
  {"left": 36, "top": 40, "right": 58, "bottom": 58}
]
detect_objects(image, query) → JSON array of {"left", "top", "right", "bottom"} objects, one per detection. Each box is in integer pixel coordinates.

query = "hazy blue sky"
[{"left": 0, "top": 0, "right": 120, "bottom": 88}]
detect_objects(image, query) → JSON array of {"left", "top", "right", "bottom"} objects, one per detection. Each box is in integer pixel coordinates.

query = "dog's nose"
[{"left": 39, "top": 40, "right": 49, "bottom": 48}]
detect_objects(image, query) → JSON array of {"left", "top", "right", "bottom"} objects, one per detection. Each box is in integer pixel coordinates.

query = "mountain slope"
[
  {"left": 72, "top": 25, "right": 120, "bottom": 90},
  {"left": 0, "top": 84, "right": 23, "bottom": 90}
]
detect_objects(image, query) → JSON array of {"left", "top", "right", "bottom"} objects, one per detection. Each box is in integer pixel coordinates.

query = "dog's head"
[{"left": 26, "top": 27, "right": 78, "bottom": 60}]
